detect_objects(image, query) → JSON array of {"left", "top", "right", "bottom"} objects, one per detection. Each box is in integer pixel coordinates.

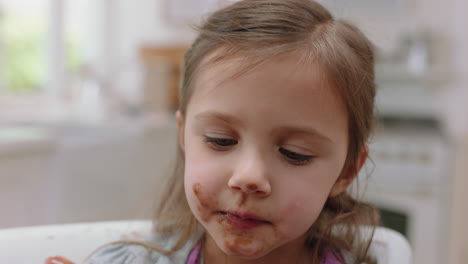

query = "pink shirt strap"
[
  {"left": 186, "top": 241, "right": 202, "bottom": 264},
  {"left": 321, "top": 250, "right": 343, "bottom": 264}
]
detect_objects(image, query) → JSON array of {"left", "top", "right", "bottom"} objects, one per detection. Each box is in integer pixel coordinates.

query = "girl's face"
[{"left": 179, "top": 54, "right": 355, "bottom": 262}]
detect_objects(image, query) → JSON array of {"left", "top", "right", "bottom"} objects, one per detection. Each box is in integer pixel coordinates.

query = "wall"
[{"left": 447, "top": 0, "right": 468, "bottom": 262}]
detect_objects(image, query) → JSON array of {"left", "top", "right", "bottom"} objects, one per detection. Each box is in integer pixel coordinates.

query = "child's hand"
[{"left": 45, "top": 256, "right": 75, "bottom": 264}]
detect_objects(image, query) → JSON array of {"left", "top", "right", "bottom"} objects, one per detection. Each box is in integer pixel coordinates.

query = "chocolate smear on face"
[
  {"left": 225, "top": 236, "right": 253, "bottom": 254},
  {"left": 193, "top": 183, "right": 215, "bottom": 221},
  {"left": 237, "top": 192, "right": 247, "bottom": 207},
  {"left": 246, "top": 183, "right": 258, "bottom": 191}
]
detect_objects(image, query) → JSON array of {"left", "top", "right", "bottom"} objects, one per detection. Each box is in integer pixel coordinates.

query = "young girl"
[{"left": 47, "top": 0, "right": 379, "bottom": 263}]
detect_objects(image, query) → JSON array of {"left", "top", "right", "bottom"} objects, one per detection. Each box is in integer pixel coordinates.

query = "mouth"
[{"left": 217, "top": 211, "right": 271, "bottom": 230}]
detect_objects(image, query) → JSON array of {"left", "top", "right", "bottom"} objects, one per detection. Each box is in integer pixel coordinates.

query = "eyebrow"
[
  {"left": 194, "top": 111, "right": 243, "bottom": 127},
  {"left": 273, "top": 125, "right": 333, "bottom": 143}
]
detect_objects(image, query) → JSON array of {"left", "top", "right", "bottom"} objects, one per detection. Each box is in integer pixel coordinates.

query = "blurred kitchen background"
[{"left": 0, "top": 0, "right": 467, "bottom": 263}]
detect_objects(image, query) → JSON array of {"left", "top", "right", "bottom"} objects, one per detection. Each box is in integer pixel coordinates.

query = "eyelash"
[
  {"left": 279, "top": 148, "right": 314, "bottom": 165},
  {"left": 203, "top": 136, "right": 314, "bottom": 165},
  {"left": 204, "top": 136, "right": 238, "bottom": 150}
]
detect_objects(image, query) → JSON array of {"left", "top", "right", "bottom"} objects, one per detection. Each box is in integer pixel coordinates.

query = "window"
[
  {"left": 0, "top": 0, "right": 48, "bottom": 93},
  {"left": 0, "top": 0, "right": 111, "bottom": 122},
  {"left": 0, "top": 0, "right": 96, "bottom": 95}
]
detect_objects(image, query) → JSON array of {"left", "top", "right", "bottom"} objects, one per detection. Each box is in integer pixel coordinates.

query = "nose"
[{"left": 227, "top": 152, "right": 272, "bottom": 197}]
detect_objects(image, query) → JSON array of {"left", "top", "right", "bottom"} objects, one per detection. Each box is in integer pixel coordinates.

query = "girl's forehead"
[
  {"left": 187, "top": 53, "right": 347, "bottom": 125},
  {"left": 194, "top": 51, "right": 332, "bottom": 95}
]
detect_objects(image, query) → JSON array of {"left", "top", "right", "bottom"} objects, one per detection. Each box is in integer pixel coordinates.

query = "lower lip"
[{"left": 221, "top": 212, "right": 269, "bottom": 230}]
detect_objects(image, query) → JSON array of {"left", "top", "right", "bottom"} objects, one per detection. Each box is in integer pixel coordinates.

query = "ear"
[
  {"left": 329, "top": 146, "right": 369, "bottom": 198},
  {"left": 176, "top": 110, "right": 185, "bottom": 152}
]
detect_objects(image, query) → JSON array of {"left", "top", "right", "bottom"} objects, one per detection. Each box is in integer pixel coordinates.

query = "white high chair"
[
  {"left": 363, "top": 226, "right": 412, "bottom": 264},
  {"left": 0, "top": 220, "right": 411, "bottom": 264}
]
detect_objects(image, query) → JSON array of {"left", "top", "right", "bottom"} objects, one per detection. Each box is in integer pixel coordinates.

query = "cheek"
[
  {"left": 273, "top": 173, "right": 335, "bottom": 235},
  {"left": 184, "top": 135, "right": 235, "bottom": 190},
  {"left": 184, "top": 141, "right": 227, "bottom": 222},
  {"left": 184, "top": 138, "right": 212, "bottom": 184},
  {"left": 185, "top": 181, "right": 220, "bottom": 222},
  {"left": 277, "top": 191, "right": 328, "bottom": 234},
  {"left": 184, "top": 144, "right": 227, "bottom": 189}
]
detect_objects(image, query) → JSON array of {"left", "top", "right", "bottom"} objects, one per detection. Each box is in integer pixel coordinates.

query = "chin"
[
  {"left": 224, "top": 249, "right": 267, "bottom": 260},
  {"left": 220, "top": 241, "right": 270, "bottom": 259}
]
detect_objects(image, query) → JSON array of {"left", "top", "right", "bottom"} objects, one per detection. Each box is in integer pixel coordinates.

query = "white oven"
[{"left": 358, "top": 118, "right": 452, "bottom": 264}]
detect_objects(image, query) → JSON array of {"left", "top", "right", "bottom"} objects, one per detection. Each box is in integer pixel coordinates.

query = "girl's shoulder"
[
  {"left": 83, "top": 234, "right": 197, "bottom": 264},
  {"left": 83, "top": 241, "right": 164, "bottom": 264}
]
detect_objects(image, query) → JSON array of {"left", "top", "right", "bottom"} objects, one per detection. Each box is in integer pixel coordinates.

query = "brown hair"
[{"left": 154, "top": 0, "right": 379, "bottom": 263}]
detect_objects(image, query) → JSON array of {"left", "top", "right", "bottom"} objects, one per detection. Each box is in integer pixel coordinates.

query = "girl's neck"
[{"left": 202, "top": 234, "right": 313, "bottom": 264}]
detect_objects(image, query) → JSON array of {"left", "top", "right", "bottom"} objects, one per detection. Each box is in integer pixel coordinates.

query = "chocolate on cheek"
[{"left": 192, "top": 183, "right": 217, "bottom": 221}]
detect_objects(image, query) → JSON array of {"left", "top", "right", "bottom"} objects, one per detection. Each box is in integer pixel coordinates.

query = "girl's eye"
[
  {"left": 279, "top": 148, "right": 313, "bottom": 165},
  {"left": 204, "top": 136, "right": 238, "bottom": 150}
]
